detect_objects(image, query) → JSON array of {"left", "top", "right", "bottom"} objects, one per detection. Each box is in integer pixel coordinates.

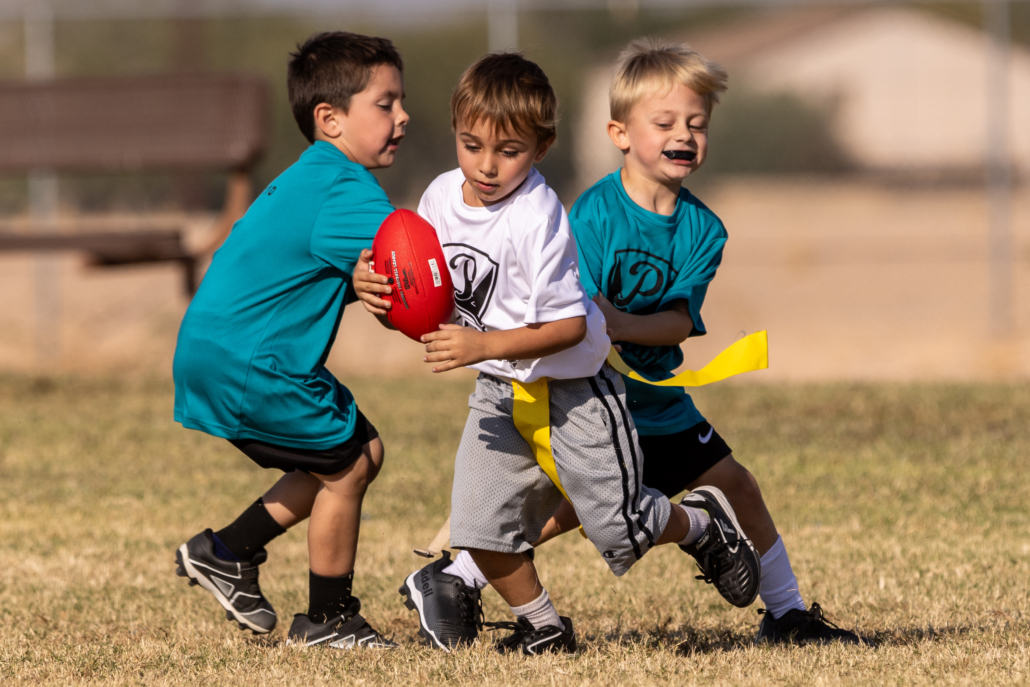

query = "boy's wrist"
[{"left": 606, "top": 309, "right": 629, "bottom": 341}]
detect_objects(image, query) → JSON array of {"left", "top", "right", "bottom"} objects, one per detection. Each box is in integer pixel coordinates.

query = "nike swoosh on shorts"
[{"left": 699, "top": 426, "right": 714, "bottom": 444}]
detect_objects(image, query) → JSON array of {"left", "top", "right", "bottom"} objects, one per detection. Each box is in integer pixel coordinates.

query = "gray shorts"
[{"left": 450, "top": 365, "right": 671, "bottom": 577}]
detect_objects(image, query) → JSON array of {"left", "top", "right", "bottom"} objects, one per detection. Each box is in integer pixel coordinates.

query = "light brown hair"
[
  {"left": 287, "top": 31, "right": 404, "bottom": 143},
  {"left": 451, "top": 53, "right": 557, "bottom": 144},
  {"left": 610, "top": 37, "right": 727, "bottom": 121}
]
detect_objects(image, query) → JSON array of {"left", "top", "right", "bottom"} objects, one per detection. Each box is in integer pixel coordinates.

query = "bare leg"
[
  {"left": 262, "top": 470, "right": 321, "bottom": 529},
  {"left": 531, "top": 500, "right": 582, "bottom": 546},
  {"left": 688, "top": 455, "right": 778, "bottom": 555},
  {"left": 468, "top": 549, "right": 542, "bottom": 607},
  {"left": 307, "top": 437, "right": 385, "bottom": 576}
]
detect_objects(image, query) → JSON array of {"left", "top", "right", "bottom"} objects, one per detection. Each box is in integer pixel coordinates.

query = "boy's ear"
[
  {"left": 313, "top": 102, "right": 343, "bottom": 141},
  {"left": 533, "top": 134, "right": 556, "bottom": 164},
  {"left": 607, "top": 120, "right": 630, "bottom": 153}
]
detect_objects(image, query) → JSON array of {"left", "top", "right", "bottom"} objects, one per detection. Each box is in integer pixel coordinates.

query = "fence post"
[{"left": 25, "top": 3, "right": 60, "bottom": 365}]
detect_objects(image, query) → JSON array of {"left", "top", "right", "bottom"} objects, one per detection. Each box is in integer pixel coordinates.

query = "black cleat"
[
  {"left": 487, "top": 616, "right": 577, "bottom": 656},
  {"left": 175, "top": 529, "right": 276, "bottom": 634},
  {"left": 287, "top": 598, "right": 397, "bottom": 650},
  {"left": 399, "top": 551, "right": 482, "bottom": 651},
  {"left": 679, "top": 486, "right": 761, "bottom": 608},
  {"left": 756, "top": 603, "right": 862, "bottom": 645}
]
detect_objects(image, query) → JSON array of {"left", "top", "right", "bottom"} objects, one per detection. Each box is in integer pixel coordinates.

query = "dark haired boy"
[
  {"left": 172, "top": 31, "right": 408, "bottom": 649},
  {"left": 354, "top": 52, "right": 760, "bottom": 655}
]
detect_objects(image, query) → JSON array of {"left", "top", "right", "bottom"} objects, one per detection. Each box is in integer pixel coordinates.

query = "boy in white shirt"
[{"left": 354, "top": 53, "right": 759, "bottom": 655}]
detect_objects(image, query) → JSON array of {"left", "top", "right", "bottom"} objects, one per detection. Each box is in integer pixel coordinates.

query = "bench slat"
[{"left": 0, "top": 75, "right": 268, "bottom": 173}]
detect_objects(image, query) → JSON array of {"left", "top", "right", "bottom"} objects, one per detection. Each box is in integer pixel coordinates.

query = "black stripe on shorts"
[{"left": 588, "top": 374, "right": 644, "bottom": 561}]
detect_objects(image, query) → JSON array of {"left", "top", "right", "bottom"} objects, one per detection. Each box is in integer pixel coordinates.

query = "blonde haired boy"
[
  {"left": 438, "top": 37, "right": 861, "bottom": 646},
  {"left": 355, "top": 52, "right": 759, "bottom": 654}
]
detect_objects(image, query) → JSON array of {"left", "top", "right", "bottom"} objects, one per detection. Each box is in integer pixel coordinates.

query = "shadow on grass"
[
  {"left": 672, "top": 627, "right": 756, "bottom": 654},
  {"left": 871, "top": 624, "right": 973, "bottom": 647},
  {"left": 597, "top": 620, "right": 1030, "bottom": 653},
  {"left": 587, "top": 621, "right": 756, "bottom": 654}
]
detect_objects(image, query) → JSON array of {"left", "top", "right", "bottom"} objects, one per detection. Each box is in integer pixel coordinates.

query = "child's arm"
[
  {"left": 421, "top": 317, "right": 586, "bottom": 374},
  {"left": 352, "top": 249, "right": 396, "bottom": 329},
  {"left": 595, "top": 293, "right": 693, "bottom": 347}
]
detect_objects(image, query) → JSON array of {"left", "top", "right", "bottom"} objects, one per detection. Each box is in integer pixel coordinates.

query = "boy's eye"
[
  {"left": 463, "top": 144, "right": 481, "bottom": 153},
  {"left": 378, "top": 103, "right": 392, "bottom": 111},
  {"left": 501, "top": 150, "right": 520, "bottom": 159}
]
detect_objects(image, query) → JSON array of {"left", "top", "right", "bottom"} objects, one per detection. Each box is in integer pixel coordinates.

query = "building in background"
[{"left": 575, "top": 6, "right": 1030, "bottom": 191}]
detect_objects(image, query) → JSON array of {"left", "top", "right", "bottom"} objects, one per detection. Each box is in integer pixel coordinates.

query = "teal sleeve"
[
  {"left": 310, "top": 171, "right": 395, "bottom": 276},
  {"left": 568, "top": 200, "right": 605, "bottom": 299}
]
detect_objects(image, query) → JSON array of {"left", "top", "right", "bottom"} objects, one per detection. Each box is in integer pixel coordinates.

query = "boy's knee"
[
  {"left": 720, "top": 457, "right": 764, "bottom": 506},
  {"left": 351, "top": 439, "right": 385, "bottom": 490},
  {"left": 320, "top": 438, "right": 384, "bottom": 494},
  {"left": 364, "top": 437, "right": 385, "bottom": 482}
]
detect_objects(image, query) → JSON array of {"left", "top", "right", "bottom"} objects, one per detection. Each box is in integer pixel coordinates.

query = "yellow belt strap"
[
  {"left": 606, "top": 330, "right": 769, "bottom": 387},
  {"left": 511, "top": 377, "right": 569, "bottom": 500},
  {"left": 511, "top": 331, "right": 768, "bottom": 541}
]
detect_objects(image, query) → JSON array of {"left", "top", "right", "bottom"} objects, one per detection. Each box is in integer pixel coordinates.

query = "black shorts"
[
  {"left": 638, "top": 421, "right": 732, "bottom": 498},
  {"left": 229, "top": 410, "right": 379, "bottom": 476}
]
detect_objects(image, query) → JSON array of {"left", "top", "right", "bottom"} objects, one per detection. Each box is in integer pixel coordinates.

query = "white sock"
[
  {"left": 758, "top": 536, "right": 806, "bottom": 618},
  {"left": 676, "top": 504, "right": 711, "bottom": 547},
  {"left": 442, "top": 549, "right": 489, "bottom": 590},
  {"left": 510, "top": 588, "right": 564, "bottom": 631}
]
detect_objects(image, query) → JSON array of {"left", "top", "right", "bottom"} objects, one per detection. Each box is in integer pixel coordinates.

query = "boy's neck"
[
  {"left": 619, "top": 165, "right": 681, "bottom": 216},
  {"left": 313, "top": 133, "right": 359, "bottom": 165}
]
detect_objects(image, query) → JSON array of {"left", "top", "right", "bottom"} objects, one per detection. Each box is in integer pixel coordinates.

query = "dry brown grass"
[{"left": 1, "top": 374, "right": 1029, "bottom": 685}]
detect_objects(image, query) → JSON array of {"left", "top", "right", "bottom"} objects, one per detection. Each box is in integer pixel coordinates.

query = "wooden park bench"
[{"left": 0, "top": 74, "right": 269, "bottom": 295}]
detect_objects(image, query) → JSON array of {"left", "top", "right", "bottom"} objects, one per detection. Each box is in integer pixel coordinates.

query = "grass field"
[{"left": 1, "top": 374, "right": 1028, "bottom": 685}]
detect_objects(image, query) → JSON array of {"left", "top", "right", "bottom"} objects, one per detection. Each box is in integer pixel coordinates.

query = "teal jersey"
[
  {"left": 569, "top": 171, "right": 727, "bottom": 436},
  {"left": 173, "top": 142, "right": 393, "bottom": 449}
]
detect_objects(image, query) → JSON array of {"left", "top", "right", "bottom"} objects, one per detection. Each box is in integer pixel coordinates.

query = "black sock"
[
  {"left": 308, "top": 570, "right": 355, "bottom": 623},
  {"left": 213, "top": 498, "right": 287, "bottom": 561}
]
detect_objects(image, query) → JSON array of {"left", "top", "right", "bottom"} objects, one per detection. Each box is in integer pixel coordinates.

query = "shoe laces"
[
  {"left": 693, "top": 543, "right": 726, "bottom": 585},
  {"left": 693, "top": 535, "right": 753, "bottom": 585},
  {"left": 458, "top": 585, "right": 484, "bottom": 629},
  {"left": 757, "top": 603, "right": 842, "bottom": 633},
  {"left": 482, "top": 618, "right": 540, "bottom": 650},
  {"left": 801, "top": 603, "right": 843, "bottom": 633}
]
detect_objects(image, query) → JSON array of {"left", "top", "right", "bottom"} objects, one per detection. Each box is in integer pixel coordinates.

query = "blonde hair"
[
  {"left": 610, "top": 37, "right": 728, "bottom": 121},
  {"left": 451, "top": 52, "right": 557, "bottom": 144}
]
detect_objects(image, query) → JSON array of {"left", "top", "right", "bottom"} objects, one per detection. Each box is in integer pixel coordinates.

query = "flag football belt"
[{"left": 512, "top": 330, "right": 770, "bottom": 501}]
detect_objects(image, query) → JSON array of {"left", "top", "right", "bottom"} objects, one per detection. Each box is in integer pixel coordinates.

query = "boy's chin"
[{"left": 369, "top": 151, "right": 398, "bottom": 169}]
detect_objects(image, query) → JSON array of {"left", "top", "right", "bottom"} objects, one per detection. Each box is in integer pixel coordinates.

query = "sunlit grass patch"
[{"left": 1, "top": 376, "right": 1028, "bottom": 685}]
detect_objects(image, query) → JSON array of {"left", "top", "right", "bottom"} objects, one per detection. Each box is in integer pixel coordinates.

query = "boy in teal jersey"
[
  {"left": 172, "top": 32, "right": 407, "bottom": 649},
  {"left": 435, "top": 39, "right": 861, "bottom": 645}
]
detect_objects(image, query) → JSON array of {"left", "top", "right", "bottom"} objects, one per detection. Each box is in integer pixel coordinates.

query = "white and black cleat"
[
  {"left": 679, "top": 486, "right": 761, "bottom": 608},
  {"left": 287, "top": 599, "right": 397, "bottom": 650},
  {"left": 399, "top": 551, "right": 482, "bottom": 651},
  {"left": 175, "top": 529, "right": 277, "bottom": 634},
  {"left": 487, "top": 616, "right": 577, "bottom": 656}
]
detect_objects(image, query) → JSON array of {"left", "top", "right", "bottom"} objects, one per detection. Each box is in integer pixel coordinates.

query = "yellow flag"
[{"left": 606, "top": 330, "right": 769, "bottom": 387}]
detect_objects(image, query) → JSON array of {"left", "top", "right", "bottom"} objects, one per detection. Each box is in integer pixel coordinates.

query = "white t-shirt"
[{"left": 417, "top": 167, "right": 610, "bottom": 383}]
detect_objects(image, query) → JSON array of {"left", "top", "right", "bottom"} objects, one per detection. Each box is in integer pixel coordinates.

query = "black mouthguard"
[{"left": 663, "top": 150, "right": 697, "bottom": 161}]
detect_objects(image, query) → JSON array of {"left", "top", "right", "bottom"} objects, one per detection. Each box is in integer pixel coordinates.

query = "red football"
[{"left": 370, "top": 209, "right": 455, "bottom": 341}]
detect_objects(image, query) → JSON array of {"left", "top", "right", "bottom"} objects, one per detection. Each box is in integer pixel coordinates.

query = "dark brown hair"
[
  {"left": 451, "top": 53, "right": 557, "bottom": 145},
  {"left": 287, "top": 31, "right": 404, "bottom": 143}
]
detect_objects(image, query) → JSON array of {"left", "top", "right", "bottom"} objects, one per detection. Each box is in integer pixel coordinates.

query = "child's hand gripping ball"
[{"left": 370, "top": 209, "right": 454, "bottom": 341}]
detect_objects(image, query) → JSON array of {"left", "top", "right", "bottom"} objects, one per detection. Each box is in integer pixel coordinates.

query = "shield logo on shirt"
[
  {"left": 606, "top": 249, "right": 679, "bottom": 314},
  {"left": 443, "top": 243, "right": 498, "bottom": 331}
]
